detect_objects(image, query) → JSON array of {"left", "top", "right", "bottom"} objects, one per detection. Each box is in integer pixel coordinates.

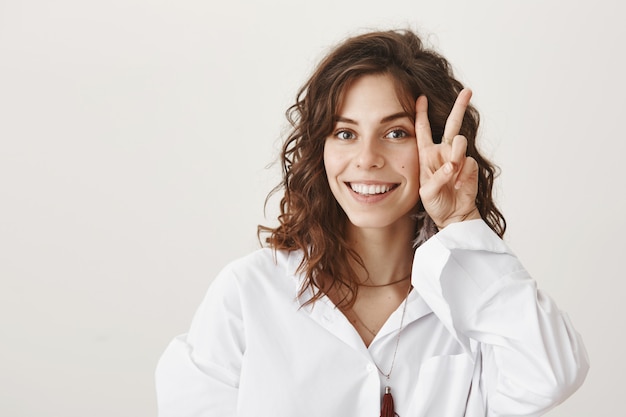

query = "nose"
[{"left": 355, "top": 138, "right": 384, "bottom": 169}]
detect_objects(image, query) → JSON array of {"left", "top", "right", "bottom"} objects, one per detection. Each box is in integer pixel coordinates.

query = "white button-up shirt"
[{"left": 155, "top": 220, "right": 588, "bottom": 416}]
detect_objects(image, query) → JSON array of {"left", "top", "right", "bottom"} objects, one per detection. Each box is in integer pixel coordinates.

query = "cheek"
[
  {"left": 323, "top": 145, "right": 347, "bottom": 178},
  {"left": 323, "top": 154, "right": 344, "bottom": 202},
  {"left": 323, "top": 151, "right": 334, "bottom": 179},
  {"left": 398, "top": 152, "right": 420, "bottom": 173},
  {"left": 398, "top": 153, "right": 421, "bottom": 190}
]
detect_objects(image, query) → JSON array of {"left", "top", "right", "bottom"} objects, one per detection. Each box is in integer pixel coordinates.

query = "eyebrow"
[{"left": 334, "top": 112, "right": 412, "bottom": 125}]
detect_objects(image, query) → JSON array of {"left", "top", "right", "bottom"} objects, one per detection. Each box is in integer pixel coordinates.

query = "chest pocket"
[{"left": 410, "top": 353, "right": 476, "bottom": 417}]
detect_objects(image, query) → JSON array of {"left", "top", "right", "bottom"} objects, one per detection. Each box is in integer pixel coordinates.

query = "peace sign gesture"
[{"left": 415, "top": 89, "right": 481, "bottom": 229}]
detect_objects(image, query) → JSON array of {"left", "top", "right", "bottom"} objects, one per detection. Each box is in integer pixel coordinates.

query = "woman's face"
[{"left": 323, "top": 73, "right": 420, "bottom": 231}]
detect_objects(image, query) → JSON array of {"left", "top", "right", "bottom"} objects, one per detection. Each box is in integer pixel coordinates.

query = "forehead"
[
  {"left": 338, "top": 74, "right": 402, "bottom": 112},
  {"left": 336, "top": 73, "right": 415, "bottom": 120}
]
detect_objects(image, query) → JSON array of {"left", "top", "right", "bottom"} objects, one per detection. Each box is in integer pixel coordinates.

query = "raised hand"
[{"left": 415, "top": 89, "right": 481, "bottom": 229}]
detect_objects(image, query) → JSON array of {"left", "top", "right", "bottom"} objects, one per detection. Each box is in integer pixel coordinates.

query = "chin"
[{"left": 345, "top": 212, "right": 415, "bottom": 231}]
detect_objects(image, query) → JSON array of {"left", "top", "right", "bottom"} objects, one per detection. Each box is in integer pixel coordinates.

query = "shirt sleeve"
[
  {"left": 411, "top": 219, "right": 589, "bottom": 417},
  {"left": 155, "top": 264, "right": 244, "bottom": 417}
]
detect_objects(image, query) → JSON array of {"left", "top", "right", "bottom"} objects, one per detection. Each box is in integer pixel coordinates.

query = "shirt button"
[{"left": 366, "top": 363, "right": 375, "bottom": 373}]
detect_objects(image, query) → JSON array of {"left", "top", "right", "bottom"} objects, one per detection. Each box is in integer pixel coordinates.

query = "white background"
[{"left": 1, "top": 0, "right": 623, "bottom": 415}]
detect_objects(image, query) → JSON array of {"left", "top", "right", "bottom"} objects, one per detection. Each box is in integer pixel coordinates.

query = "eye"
[
  {"left": 335, "top": 130, "right": 356, "bottom": 140},
  {"left": 385, "top": 129, "right": 409, "bottom": 140}
]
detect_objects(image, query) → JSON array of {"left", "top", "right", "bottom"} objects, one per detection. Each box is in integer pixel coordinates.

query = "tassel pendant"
[{"left": 380, "top": 386, "right": 396, "bottom": 417}]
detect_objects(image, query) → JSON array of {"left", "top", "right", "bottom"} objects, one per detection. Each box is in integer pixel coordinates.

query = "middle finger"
[{"left": 442, "top": 88, "right": 472, "bottom": 145}]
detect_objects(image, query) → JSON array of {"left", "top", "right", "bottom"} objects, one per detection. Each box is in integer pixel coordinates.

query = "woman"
[{"left": 156, "top": 29, "right": 588, "bottom": 416}]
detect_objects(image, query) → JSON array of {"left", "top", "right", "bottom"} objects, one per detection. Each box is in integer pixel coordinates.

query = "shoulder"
[
  {"left": 221, "top": 248, "right": 301, "bottom": 278},
  {"left": 211, "top": 248, "right": 304, "bottom": 296}
]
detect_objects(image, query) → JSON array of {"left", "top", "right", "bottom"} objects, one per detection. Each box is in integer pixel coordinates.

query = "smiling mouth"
[{"left": 348, "top": 183, "right": 399, "bottom": 195}]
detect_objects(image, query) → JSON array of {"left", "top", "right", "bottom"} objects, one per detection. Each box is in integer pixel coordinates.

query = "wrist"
[{"left": 435, "top": 208, "right": 481, "bottom": 231}]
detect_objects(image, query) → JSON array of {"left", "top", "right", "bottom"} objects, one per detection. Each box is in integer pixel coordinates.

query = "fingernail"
[{"left": 443, "top": 163, "right": 453, "bottom": 174}]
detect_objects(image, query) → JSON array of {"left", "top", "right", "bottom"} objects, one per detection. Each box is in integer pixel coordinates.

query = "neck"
[{"left": 346, "top": 217, "right": 415, "bottom": 287}]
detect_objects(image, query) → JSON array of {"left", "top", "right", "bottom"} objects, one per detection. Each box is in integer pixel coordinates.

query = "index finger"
[
  {"left": 415, "top": 95, "right": 433, "bottom": 149},
  {"left": 442, "top": 88, "right": 472, "bottom": 143}
]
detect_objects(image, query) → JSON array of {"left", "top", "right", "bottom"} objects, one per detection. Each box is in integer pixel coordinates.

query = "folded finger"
[
  {"left": 419, "top": 160, "right": 454, "bottom": 201},
  {"left": 450, "top": 135, "right": 468, "bottom": 168},
  {"left": 454, "top": 155, "right": 478, "bottom": 190}
]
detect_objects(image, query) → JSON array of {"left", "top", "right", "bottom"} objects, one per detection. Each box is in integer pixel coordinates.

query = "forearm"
[
  {"left": 156, "top": 335, "right": 239, "bottom": 417},
  {"left": 412, "top": 220, "right": 589, "bottom": 415},
  {"left": 156, "top": 266, "right": 245, "bottom": 417}
]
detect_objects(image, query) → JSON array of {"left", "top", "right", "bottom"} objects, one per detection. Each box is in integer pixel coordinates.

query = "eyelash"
[
  {"left": 333, "top": 128, "right": 409, "bottom": 140},
  {"left": 385, "top": 129, "right": 409, "bottom": 139},
  {"left": 335, "top": 130, "right": 356, "bottom": 140}
]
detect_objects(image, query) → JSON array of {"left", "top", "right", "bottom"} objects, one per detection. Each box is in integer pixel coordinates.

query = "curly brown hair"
[{"left": 258, "top": 29, "right": 506, "bottom": 307}]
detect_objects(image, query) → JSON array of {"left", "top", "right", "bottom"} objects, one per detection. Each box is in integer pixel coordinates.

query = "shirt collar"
[{"left": 286, "top": 249, "right": 433, "bottom": 343}]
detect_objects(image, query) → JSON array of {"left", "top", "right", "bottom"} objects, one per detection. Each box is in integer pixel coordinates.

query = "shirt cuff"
[{"left": 411, "top": 219, "right": 523, "bottom": 353}]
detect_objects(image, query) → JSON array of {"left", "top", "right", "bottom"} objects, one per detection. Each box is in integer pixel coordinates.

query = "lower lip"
[{"left": 347, "top": 184, "right": 397, "bottom": 204}]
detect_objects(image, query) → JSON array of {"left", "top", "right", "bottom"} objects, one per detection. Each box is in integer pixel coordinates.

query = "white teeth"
[{"left": 350, "top": 183, "right": 393, "bottom": 195}]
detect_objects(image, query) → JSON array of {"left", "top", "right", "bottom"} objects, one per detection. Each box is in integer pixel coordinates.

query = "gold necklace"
[
  {"left": 358, "top": 273, "right": 411, "bottom": 288},
  {"left": 341, "top": 277, "right": 412, "bottom": 416},
  {"left": 348, "top": 277, "right": 412, "bottom": 337},
  {"left": 377, "top": 284, "right": 411, "bottom": 379},
  {"left": 350, "top": 310, "right": 379, "bottom": 337},
  {"left": 379, "top": 284, "right": 412, "bottom": 417},
  {"left": 347, "top": 284, "right": 412, "bottom": 376}
]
